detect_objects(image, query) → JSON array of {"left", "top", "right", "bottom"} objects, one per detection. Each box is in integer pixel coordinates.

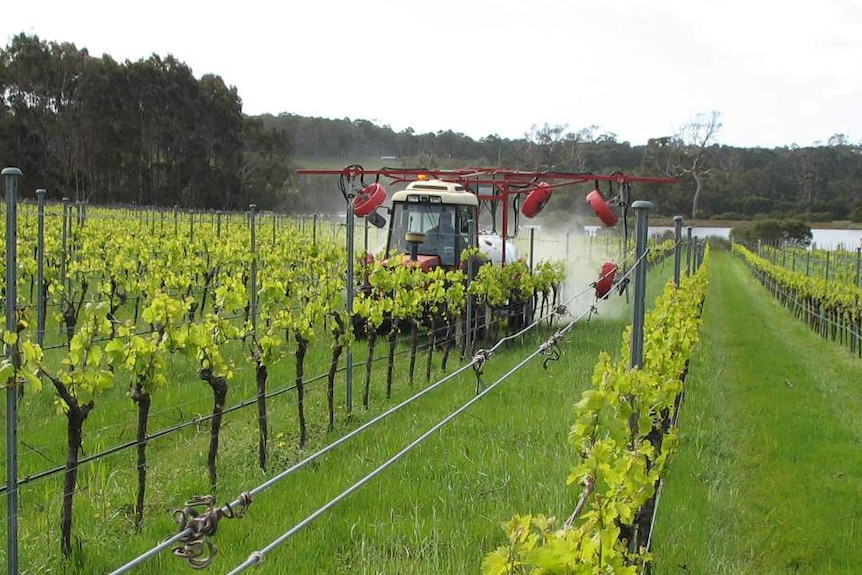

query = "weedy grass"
[{"left": 652, "top": 251, "right": 862, "bottom": 575}]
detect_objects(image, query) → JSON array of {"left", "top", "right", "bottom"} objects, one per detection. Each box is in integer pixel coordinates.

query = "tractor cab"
[{"left": 385, "top": 179, "right": 478, "bottom": 271}]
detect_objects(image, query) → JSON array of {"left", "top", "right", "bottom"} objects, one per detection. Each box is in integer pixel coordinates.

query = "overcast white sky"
[{"left": 4, "top": 0, "right": 862, "bottom": 148}]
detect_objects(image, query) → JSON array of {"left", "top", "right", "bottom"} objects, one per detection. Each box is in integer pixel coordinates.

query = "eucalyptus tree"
[{"left": 647, "top": 111, "right": 724, "bottom": 219}]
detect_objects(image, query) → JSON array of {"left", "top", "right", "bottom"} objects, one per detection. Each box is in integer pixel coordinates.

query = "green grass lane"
[{"left": 653, "top": 251, "right": 862, "bottom": 575}]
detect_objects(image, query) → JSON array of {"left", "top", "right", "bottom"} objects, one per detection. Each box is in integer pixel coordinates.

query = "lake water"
[{"left": 586, "top": 225, "right": 862, "bottom": 251}]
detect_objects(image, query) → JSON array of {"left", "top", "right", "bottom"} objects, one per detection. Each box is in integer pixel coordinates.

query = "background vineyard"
[{"left": 734, "top": 242, "right": 862, "bottom": 356}]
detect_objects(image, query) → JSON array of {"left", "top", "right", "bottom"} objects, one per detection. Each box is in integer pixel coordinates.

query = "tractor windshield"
[{"left": 388, "top": 202, "right": 473, "bottom": 267}]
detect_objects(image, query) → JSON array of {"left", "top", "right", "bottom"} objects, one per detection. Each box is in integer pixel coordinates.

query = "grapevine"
[{"left": 484, "top": 248, "right": 709, "bottom": 574}]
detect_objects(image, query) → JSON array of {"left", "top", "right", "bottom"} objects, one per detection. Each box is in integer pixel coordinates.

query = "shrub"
[{"left": 731, "top": 218, "right": 812, "bottom": 247}]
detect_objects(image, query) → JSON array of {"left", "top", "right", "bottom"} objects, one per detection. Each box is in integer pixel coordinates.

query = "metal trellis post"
[
  {"left": 250, "top": 205, "right": 258, "bottom": 332},
  {"left": 4, "top": 166, "right": 23, "bottom": 575},
  {"left": 465, "top": 221, "right": 475, "bottom": 358},
  {"left": 630, "top": 200, "right": 653, "bottom": 369},
  {"left": 62, "top": 197, "right": 70, "bottom": 297},
  {"left": 856, "top": 247, "right": 861, "bottom": 288},
  {"left": 345, "top": 198, "right": 355, "bottom": 412},
  {"left": 673, "top": 215, "right": 683, "bottom": 287},
  {"left": 686, "top": 226, "right": 693, "bottom": 277},
  {"left": 36, "top": 189, "right": 46, "bottom": 346}
]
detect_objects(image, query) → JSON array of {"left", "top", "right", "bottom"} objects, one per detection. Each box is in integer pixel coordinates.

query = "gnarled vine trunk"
[
  {"left": 363, "top": 330, "right": 377, "bottom": 409},
  {"left": 327, "top": 314, "right": 345, "bottom": 431},
  {"left": 295, "top": 333, "right": 309, "bottom": 448},
  {"left": 46, "top": 373, "right": 94, "bottom": 560},
  {"left": 199, "top": 367, "right": 228, "bottom": 489},
  {"left": 386, "top": 328, "right": 398, "bottom": 399},
  {"left": 130, "top": 383, "right": 151, "bottom": 531},
  {"left": 254, "top": 354, "right": 268, "bottom": 471}
]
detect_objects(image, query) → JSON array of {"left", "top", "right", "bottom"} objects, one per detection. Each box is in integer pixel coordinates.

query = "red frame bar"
[{"left": 297, "top": 167, "right": 676, "bottom": 262}]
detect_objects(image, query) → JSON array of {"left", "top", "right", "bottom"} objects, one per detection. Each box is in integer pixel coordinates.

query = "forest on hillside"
[{"left": 2, "top": 33, "right": 861, "bottom": 221}]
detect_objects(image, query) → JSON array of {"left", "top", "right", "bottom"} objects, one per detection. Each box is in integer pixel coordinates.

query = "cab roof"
[{"left": 391, "top": 179, "right": 478, "bottom": 206}]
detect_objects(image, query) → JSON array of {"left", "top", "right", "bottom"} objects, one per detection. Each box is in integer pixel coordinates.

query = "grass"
[
  {"left": 652, "top": 251, "right": 862, "bottom": 574},
  {"left": 3, "top": 318, "right": 615, "bottom": 574},
  {"left": 1, "top": 261, "right": 675, "bottom": 575}
]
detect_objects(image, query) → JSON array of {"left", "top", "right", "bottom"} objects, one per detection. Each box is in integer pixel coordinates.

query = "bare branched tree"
[{"left": 649, "top": 111, "right": 722, "bottom": 219}]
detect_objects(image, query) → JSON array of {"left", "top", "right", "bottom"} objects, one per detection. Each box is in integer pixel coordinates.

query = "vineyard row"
[
  {"left": 483, "top": 247, "right": 710, "bottom": 574},
  {"left": 734, "top": 243, "right": 862, "bottom": 357}
]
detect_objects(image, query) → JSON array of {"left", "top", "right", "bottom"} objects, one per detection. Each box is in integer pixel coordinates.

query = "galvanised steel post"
[
  {"left": 4, "top": 166, "right": 23, "bottom": 575},
  {"left": 529, "top": 227, "right": 535, "bottom": 273},
  {"left": 857, "top": 247, "right": 861, "bottom": 355},
  {"left": 364, "top": 217, "right": 369, "bottom": 260},
  {"left": 465, "top": 221, "right": 475, "bottom": 358},
  {"left": 630, "top": 200, "right": 653, "bottom": 370},
  {"left": 686, "top": 226, "right": 693, "bottom": 277},
  {"left": 216, "top": 211, "right": 222, "bottom": 238},
  {"left": 856, "top": 247, "right": 860, "bottom": 288},
  {"left": 673, "top": 215, "right": 683, "bottom": 287},
  {"left": 36, "top": 189, "right": 46, "bottom": 346},
  {"left": 189, "top": 210, "right": 195, "bottom": 244},
  {"left": 250, "top": 205, "right": 258, "bottom": 332},
  {"left": 568, "top": 231, "right": 576, "bottom": 302},
  {"left": 62, "top": 197, "right": 70, "bottom": 298},
  {"left": 528, "top": 227, "right": 536, "bottom": 323},
  {"left": 344, "top": 195, "right": 356, "bottom": 412}
]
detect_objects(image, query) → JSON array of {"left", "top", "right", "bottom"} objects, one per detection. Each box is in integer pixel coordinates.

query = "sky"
[{"left": 4, "top": 0, "right": 862, "bottom": 148}]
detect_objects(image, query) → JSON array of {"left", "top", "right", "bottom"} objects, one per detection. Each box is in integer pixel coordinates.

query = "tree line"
[
  {"left": 3, "top": 33, "right": 861, "bottom": 221},
  {"left": 0, "top": 33, "right": 291, "bottom": 211}
]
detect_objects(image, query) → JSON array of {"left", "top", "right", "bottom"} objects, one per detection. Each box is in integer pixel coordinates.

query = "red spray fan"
[
  {"left": 586, "top": 189, "right": 618, "bottom": 227},
  {"left": 521, "top": 181, "right": 553, "bottom": 218},
  {"left": 595, "top": 261, "right": 618, "bottom": 299}
]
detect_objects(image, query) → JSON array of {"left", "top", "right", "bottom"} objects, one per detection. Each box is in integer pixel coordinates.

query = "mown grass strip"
[{"left": 653, "top": 251, "right": 862, "bottom": 575}]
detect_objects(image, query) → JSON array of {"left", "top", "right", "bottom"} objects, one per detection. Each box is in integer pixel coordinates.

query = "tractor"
[
  {"left": 296, "top": 166, "right": 676, "bottom": 337},
  {"left": 384, "top": 177, "right": 482, "bottom": 271}
]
